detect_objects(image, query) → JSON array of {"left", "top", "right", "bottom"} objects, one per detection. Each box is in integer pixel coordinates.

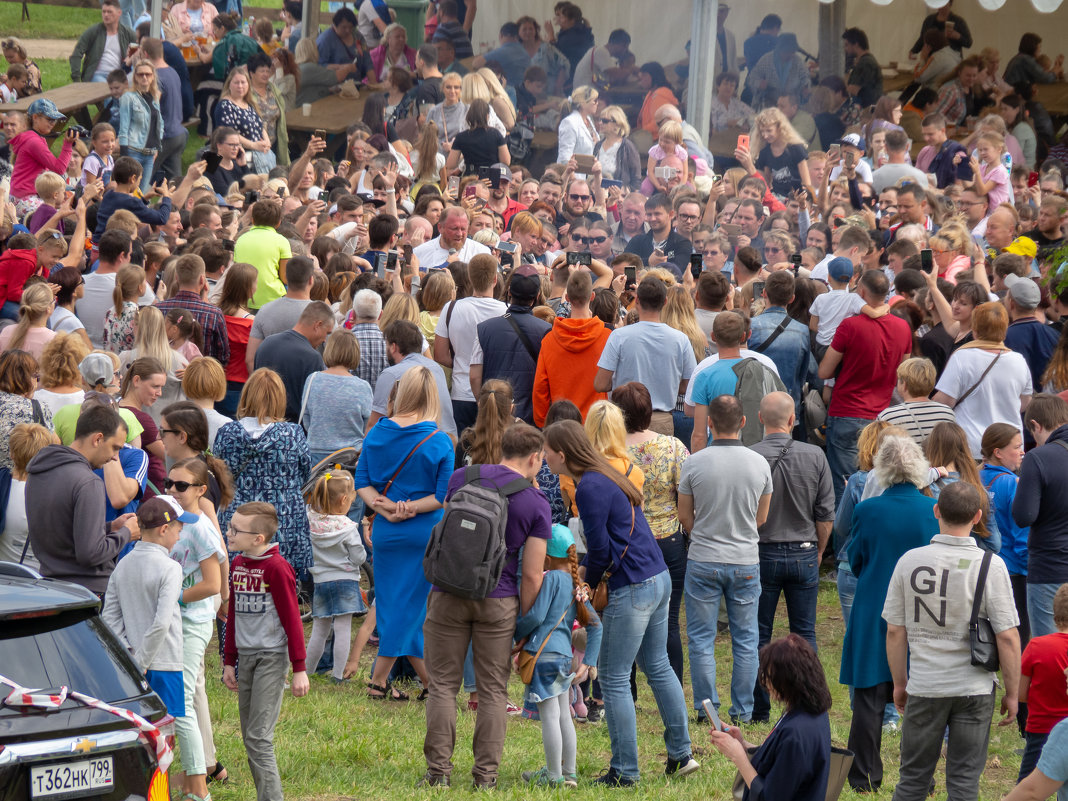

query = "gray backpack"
[
  {"left": 423, "top": 466, "right": 531, "bottom": 599},
  {"left": 733, "top": 358, "right": 787, "bottom": 446}
]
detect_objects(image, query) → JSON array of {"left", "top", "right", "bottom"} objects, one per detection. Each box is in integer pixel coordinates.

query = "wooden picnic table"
[
  {"left": 1035, "top": 82, "right": 1068, "bottom": 117},
  {"left": 709, "top": 126, "right": 747, "bottom": 160},
  {"left": 286, "top": 92, "right": 367, "bottom": 136},
  {"left": 8, "top": 82, "right": 112, "bottom": 123},
  {"left": 882, "top": 68, "right": 914, "bottom": 95}
]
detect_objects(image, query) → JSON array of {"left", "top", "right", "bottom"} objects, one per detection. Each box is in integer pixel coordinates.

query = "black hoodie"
[{"left": 25, "top": 444, "right": 131, "bottom": 593}]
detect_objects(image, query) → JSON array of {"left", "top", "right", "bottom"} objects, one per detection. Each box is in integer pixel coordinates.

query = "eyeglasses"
[
  {"left": 135, "top": 72, "right": 153, "bottom": 78},
  {"left": 677, "top": 213, "right": 700, "bottom": 222},
  {"left": 165, "top": 479, "right": 204, "bottom": 492},
  {"left": 579, "top": 236, "right": 608, "bottom": 244},
  {"left": 598, "top": 117, "right": 614, "bottom": 124},
  {"left": 569, "top": 193, "right": 591, "bottom": 202},
  {"left": 159, "top": 428, "right": 180, "bottom": 436},
  {"left": 764, "top": 245, "right": 783, "bottom": 253},
  {"left": 228, "top": 523, "right": 260, "bottom": 537}
]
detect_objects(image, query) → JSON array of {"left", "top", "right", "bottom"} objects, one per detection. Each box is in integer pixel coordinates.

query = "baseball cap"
[
  {"left": 137, "top": 496, "right": 198, "bottom": 529},
  {"left": 1005, "top": 274, "right": 1041, "bottom": 309},
  {"left": 835, "top": 133, "right": 865, "bottom": 151},
  {"left": 27, "top": 98, "right": 66, "bottom": 121},
  {"left": 508, "top": 264, "right": 541, "bottom": 303},
  {"left": 827, "top": 256, "right": 855, "bottom": 282},
  {"left": 1005, "top": 237, "right": 1038, "bottom": 260},
  {"left": 491, "top": 163, "right": 511, "bottom": 182},
  {"left": 546, "top": 523, "right": 575, "bottom": 558},
  {"left": 79, "top": 353, "right": 116, "bottom": 389}
]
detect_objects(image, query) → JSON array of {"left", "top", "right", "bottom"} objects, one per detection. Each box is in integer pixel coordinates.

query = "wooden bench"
[{"left": 8, "top": 82, "right": 112, "bottom": 124}]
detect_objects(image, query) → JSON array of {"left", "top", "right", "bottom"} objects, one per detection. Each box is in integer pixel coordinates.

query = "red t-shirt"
[
  {"left": 827, "top": 313, "right": 912, "bottom": 419},
  {"left": 1022, "top": 631, "right": 1068, "bottom": 733}
]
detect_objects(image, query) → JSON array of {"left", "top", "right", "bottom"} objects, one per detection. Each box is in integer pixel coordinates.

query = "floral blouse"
[
  {"left": 253, "top": 88, "right": 280, "bottom": 145},
  {"left": 710, "top": 95, "right": 755, "bottom": 132},
  {"left": 103, "top": 301, "right": 139, "bottom": 354},
  {"left": 627, "top": 434, "right": 689, "bottom": 539},
  {"left": 216, "top": 99, "right": 264, "bottom": 143}
]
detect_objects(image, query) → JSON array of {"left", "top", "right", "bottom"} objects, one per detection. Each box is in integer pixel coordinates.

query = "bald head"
[
  {"left": 985, "top": 208, "right": 1018, "bottom": 251},
  {"left": 655, "top": 104, "right": 682, "bottom": 125},
  {"left": 758, "top": 391, "right": 795, "bottom": 432}
]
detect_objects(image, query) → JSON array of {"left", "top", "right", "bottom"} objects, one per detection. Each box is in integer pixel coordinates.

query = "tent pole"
[
  {"left": 686, "top": 0, "right": 717, "bottom": 148},
  {"left": 818, "top": 0, "right": 846, "bottom": 80},
  {"left": 151, "top": 0, "right": 161, "bottom": 39}
]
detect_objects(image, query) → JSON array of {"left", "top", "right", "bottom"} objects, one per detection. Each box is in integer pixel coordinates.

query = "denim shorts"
[{"left": 311, "top": 579, "right": 366, "bottom": 618}]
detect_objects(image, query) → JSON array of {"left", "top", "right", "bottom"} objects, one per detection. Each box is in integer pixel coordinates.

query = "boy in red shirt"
[
  {"left": 1019, "top": 584, "right": 1068, "bottom": 784},
  {"left": 224, "top": 502, "right": 309, "bottom": 801}
]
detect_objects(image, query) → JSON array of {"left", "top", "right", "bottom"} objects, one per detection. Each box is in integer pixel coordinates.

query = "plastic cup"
[{"left": 302, "top": 103, "right": 311, "bottom": 116}]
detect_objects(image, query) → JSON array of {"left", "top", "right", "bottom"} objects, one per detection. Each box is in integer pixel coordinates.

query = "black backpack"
[{"left": 423, "top": 466, "right": 530, "bottom": 599}]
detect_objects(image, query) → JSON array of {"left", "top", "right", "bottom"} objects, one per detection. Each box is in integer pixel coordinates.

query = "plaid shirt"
[
  {"left": 935, "top": 80, "right": 970, "bottom": 126},
  {"left": 351, "top": 322, "right": 389, "bottom": 388},
  {"left": 155, "top": 290, "right": 230, "bottom": 366}
]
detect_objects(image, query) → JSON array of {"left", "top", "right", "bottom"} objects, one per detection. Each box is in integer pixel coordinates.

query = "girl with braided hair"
[{"left": 514, "top": 523, "right": 601, "bottom": 788}]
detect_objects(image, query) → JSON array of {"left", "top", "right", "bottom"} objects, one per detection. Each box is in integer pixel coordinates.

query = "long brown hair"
[
  {"left": 160, "top": 401, "right": 234, "bottom": 509},
  {"left": 925, "top": 421, "right": 990, "bottom": 538},
  {"left": 461, "top": 379, "right": 512, "bottom": 465},
  {"left": 543, "top": 420, "right": 643, "bottom": 507}
]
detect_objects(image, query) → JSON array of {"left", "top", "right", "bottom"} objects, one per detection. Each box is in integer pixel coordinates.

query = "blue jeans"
[
  {"left": 1028, "top": 582, "right": 1061, "bottom": 638},
  {"left": 598, "top": 570, "right": 691, "bottom": 780},
  {"left": 126, "top": 150, "right": 156, "bottom": 194},
  {"left": 826, "top": 416, "right": 871, "bottom": 507},
  {"left": 839, "top": 562, "right": 899, "bottom": 727},
  {"left": 671, "top": 408, "right": 694, "bottom": 452},
  {"left": 685, "top": 559, "right": 760, "bottom": 722},
  {"left": 752, "top": 543, "right": 819, "bottom": 721}
]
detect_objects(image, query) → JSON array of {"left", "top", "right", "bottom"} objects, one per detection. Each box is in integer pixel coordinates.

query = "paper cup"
[{"left": 302, "top": 103, "right": 311, "bottom": 116}]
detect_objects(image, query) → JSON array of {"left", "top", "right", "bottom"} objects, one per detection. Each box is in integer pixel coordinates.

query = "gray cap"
[
  {"left": 1005, "top": 274, "right": 1040, "bottom": 309},
  {"left": 79, "top": 353, "right": 115, "bottom": 389}
]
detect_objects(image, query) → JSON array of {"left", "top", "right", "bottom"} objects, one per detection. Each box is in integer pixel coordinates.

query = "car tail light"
[{"left": 147, "top": 768, "right": 169, "bottom": 801}]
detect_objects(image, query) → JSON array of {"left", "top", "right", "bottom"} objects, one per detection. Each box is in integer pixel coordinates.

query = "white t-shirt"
[
  {"left": 0, "top": 480, "right": 34, "bottom": 569},
  {"left": 684, "top": 349, "right": 779, "bottom": 409},
  {"left": 434, "top": 296, "right": 507, "bottom": 402},
  {"left": 828, "top": 159, "right": 873, "bottom": 184},
  {"left": 572, "top": 45, "right": 616, "bottom": 91},
  {"left": 413, "top": 236, "right": 491, "bottom": 270},
  {"left": 34, "top": 388, "right": 85, "bottom": 420},
  {"left": 98, "top": 33, "right": 122, "bottom": 75},
  {"left": 809, "top": 288, "right": 865, "bottom": 346},
  {"left": 935, "top": 348, "right": 1032, "bottom": 458}
]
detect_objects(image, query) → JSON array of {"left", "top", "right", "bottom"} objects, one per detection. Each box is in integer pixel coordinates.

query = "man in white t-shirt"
[
  {"left": 572, "top": 29, "right": 635, "bottom": 90},
  {"left": 433, "top": 253, "right": 505, "bottom": 433},
  {"left": 414, "top": 207, "right": 491, "bottom": 269},
  {"left": 69, "top": 0, "right": 136, "bottom": 83}
]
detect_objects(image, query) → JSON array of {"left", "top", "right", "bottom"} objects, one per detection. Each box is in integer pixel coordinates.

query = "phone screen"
[
  {"left": 448, "top": 176, "right": 460, "bottom": 194},
  {"left": 624, "top": 265, "right": 636, "bottom": 287},
  {"left": 920, "top": 249, "right": 934, "bottom": 274},
  {"left": 690, "top": 253, "right": 703, "bottom": 280},
  {"left": 791, "top": 253, "right": 802, "bottom": 274},
  {"left": 753, "top": 280, "right": 766, "bottom": 297},
  {"left": 376, "top": 253, "right": 387, "bottom": 279},
  {"left": 386, "top": 250, "right": 398, "bottom": 271}
]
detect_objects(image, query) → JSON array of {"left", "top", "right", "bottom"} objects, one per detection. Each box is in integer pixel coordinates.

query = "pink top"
[
  {"left": 981, "top": 162, "right": 1010, "bottom": 214},
  {"left": 168, "top": 1, "right": 218, "bottom": 36},
  {"left": 0, "top": 325, "right": 56, "bottom": 362},
  {"left": 174, "top": 340, "right": 203, "bottom": 362},
  {"left": 9, "top": 130, "right": 73, "bottom": 200}
]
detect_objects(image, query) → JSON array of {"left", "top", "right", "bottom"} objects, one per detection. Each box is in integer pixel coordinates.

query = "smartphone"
[
  {"left": 478, "top": 165, "right": 501, "bottom": 189},
  {"left": 791, "top": 253, "right": 803, "bottom": 274},
  {"left": 204, "top": 151, "right": 223, "bottom": 174},
  {"left": 844, "top": 150, "right": 856, "bottom": 169},
  {"left": 624, "top": 265, "right": 636, "bottom": 288},
  {"left": 464, "top": 185, "right": 477, "bottom": 199},
  {"left": 499, "top": 252, "right": 514, "bottom": 268},
  {"left": 719, "top": 223, "right": 741, "bottom": 237},
  {"left": 654, "top": 166, "right": 677, "bottom": 180},
  {"left": 496, "top": 240, "right": 518, "bottom": 254},
  {"left": 737, "top": 134, "right": 750, "bottom": 151},
  {"left": 701, "top": 698, "right": 726, "bottom": 732},
  {"left": 689, "top": 253, "right": 703, "bottom": 280},
  {"left": 375, "top": 252, "right": 387, "bottom": 279},
  {"left": 447, "top": 176, "right": 460, "bottom": 195},
  {"left": 244, "top": 190, "right": 259, "bottom": 207},
  {"left": 386, "top": 250, "right": 399, "bottom": 272},
  {"left": 410, "top": 275, "right": 421, "bottom": 297},
  {"left": 601, "top": 179, "right": 623, "bottom": 190},
  {"left": 566, "top": 251, "right": 591, "bottom": 267},
  {"left": 313, "top": 128, "right": 326, "bottom": 140},
  {"left": 920, "top": 248, "right": 934, "bottom": 274},
  {"left": 828, "top": 144, "right": 841, "bottom": 160},
  {"left": 753, "top": 280, "right": 766, "bottom": 297},
  {"left": 573, "top": 154, "right": 596, "bottom": 174}
]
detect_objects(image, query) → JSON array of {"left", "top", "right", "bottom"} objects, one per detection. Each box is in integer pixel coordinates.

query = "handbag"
[
  {"left": 517, "top": 604, "right": 570, "bottom": 685},
  {"left": 592, "top": 505, "right": 635, "bottom": 613},
  {"left": 732, "top": 745, "right": 854, "bottom": 801},
  {"left": 969, "top": 549, "right": 1000, "bottom": 672}
]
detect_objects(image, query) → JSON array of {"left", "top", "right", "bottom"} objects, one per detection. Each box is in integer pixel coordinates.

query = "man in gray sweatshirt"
[{"left": 26, "top": 404, "right": 140, "bottom": 595}]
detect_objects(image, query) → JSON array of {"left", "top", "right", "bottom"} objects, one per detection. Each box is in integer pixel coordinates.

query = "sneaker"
[
  {"left": 522, "top": 767, "right": 564, "bottom": 787},
  {"left": 562, "top": 774, "right": 578, "bottom": 789},
  {"left": 506, "top": 701, "right": 521, "bottom": 716},
  {"left": 586, "top": 703, "right": 603, "bottom": 724},
  {"left": 882, "top": 721, "right": 900, "bottom": 735},
  {"left": 414, "top": 771, "right": 450, "bottom": 788},
  {"left": 665, "top": 755, "right": 700, "bottom": 778},
  {"left": 467, "top": 700, "right": 478, "bottom": 712},
  {"left": 591, "top": 768, "right": 637, "bottom": 788}
]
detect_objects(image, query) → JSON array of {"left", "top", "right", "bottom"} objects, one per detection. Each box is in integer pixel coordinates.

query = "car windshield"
[{"left": 0, "top": 616, "right": 145, "bottom": 712}]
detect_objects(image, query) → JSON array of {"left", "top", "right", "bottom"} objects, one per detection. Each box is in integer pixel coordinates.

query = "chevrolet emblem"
[{"left": 72, "top": 738, "right": 96, "bottom": 754}]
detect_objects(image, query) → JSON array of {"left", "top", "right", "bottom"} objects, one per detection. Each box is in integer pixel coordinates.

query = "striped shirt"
[{"left": 876, "top": 400, "right": 957, "bottom": 444}]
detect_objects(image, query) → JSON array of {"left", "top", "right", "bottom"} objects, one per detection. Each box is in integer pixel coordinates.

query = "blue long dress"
[
  {"left": 215, "top": 420, "right": 312, "bottom": 573},
  {"left": 354, "top": 418, "right": 453, "bottom": 659}
]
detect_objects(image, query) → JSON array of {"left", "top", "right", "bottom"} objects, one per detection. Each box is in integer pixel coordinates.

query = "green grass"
[
  {"left": 195, "top": 582, "right": 1024, "bottom": 801},
  {"left": 0, "top": 3, "right": 100, "bottom": 40}
]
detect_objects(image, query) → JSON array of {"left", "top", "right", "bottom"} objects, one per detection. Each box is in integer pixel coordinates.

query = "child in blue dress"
[{"left": 515, "top": 524, "right": 602, "bottom": 787}]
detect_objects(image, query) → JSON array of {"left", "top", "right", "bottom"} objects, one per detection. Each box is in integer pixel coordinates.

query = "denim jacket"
[
  {"left": 748, "top": 307, "right": 819, "bottom": 419},
  {"left": 118, "top": 92, "right": 164, "bottom": 153}
]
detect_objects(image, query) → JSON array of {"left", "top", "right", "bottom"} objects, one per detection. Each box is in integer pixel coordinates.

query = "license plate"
[{"left": 30, "top": 757, "right": 114, "bottom": 799}]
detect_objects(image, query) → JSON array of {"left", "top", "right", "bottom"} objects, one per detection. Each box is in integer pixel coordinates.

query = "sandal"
[
  {"left": 389, "top": 685, "right": 409, "bottom": 701},
  {"left": 206, "top": 763, "right": 228, "bottom": 785},
  {"left": 367, "top": 682, "right": 389, "bottom": 700},
  {"left": 181, "top": 794, "right": 208, "bottom": 801},
  {"left": 417, "top": 687, "right": 429, "bottom": 701}
]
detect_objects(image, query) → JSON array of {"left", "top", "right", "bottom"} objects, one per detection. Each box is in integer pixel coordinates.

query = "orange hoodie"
[{"left": 532, "top": 316, "right": 611, "bottom": 426}]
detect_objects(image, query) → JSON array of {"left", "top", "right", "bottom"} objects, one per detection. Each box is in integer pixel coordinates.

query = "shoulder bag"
[
  {"left": 367, "top": 429, "right": 438, "bottom": 524},
  {"left": 969, "top": 549, "right": 999, "bottom": 672},
  {"left": 953, "top": 351, "right": 1002, "bottom": 408},
  {"left": 753, "top": 314, "right": 791, "bottom": 353},
  {"left": 592, "top": 504, "right": 635, "bottom": 613},
  {"left": 517, "top": 604, "right": 570, "bottom": 685},
  {"left": 504, "top": 313, "right": 538, "bottom": 362}
]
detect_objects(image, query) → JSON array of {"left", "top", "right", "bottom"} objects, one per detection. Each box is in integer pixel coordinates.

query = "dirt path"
[{"left": 21, "top": 39, "right": 74, "bottom": 60}]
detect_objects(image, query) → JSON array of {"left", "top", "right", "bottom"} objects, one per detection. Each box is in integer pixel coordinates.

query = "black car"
[{"left": 0, "top": 562, "right": 172, "bottom": 801}]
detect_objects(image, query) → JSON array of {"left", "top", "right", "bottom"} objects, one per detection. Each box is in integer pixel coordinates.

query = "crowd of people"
[{"left": 3, "top": 0, "right": 1068, "bottom": 797}]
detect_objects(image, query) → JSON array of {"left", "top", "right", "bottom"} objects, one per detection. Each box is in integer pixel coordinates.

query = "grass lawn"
[
  {"left": 198, "top": 581, "right": 1023, "bottom": 801},
  {"left": 0, "top": 3, "right": 100, "bottom": 41}
]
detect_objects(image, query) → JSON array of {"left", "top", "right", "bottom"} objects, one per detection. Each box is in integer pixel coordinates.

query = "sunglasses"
[
  {"left": 569, "top": 194, "right": 591, "bottom": 202},
  {"left": 598, "top": 117, "right": 614, "bottom": 124},
  {"left": 579, "top": 236, "right": 608, "bottom": 244},
  {"left": 165, "top": 479, "right": 204, "bottom": 492}
]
